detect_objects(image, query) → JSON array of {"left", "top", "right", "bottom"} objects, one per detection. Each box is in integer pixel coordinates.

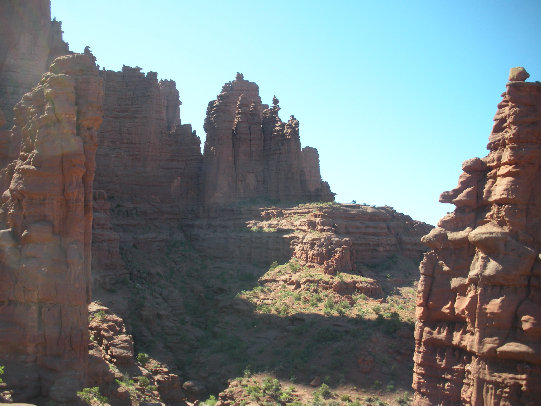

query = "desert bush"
[
  {"left": 137, "top": 352, "right": 150, "bottom": 365},
  {"left": 201, "top": 395, "right": 217, "bottom": 406},
  {"left": 77, "top": 387, "right": 108, "bottom": 405}
]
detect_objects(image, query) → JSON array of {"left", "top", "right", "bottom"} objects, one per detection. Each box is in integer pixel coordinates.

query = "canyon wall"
[
  {"left": 0, "top": 0, "right": 69, "bottom": 132},
  {"left": 95, "top": 66, "right": 202, "bottom": 223},
  {"left": 92, "top": 71, "right": 335, "bottom": 288},
  {"left": 413, "top": 69, "right": 541, "bottom": 405},
  {"left": 91, "top": 67, "right": 202, "bottom": 287},
  {"left": 202, "top": 73, "right": 334, "bottom": 205},
  {"left": 0, "top": 53, "right": 102, "bottom": 403}
]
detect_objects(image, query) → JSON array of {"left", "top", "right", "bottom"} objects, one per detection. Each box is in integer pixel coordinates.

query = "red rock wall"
[
  {"left": 92, "top": 190, "right": 128, "bottom": 289},
  {"left": 0, "top": 53, "right": 102, "bottom": 404},
  {"left": 202, "top": 73, "right": 334, "bottom": 205},
  {"left": 0, "top": 0, "right": 69, "bottom": 132},
  {"left": 95, "top": 66, "right": 202, "bottom": 228},
  {"left": 186, "top": 204, "right": 431, "bottom": 272},
  {"left": 413, "top": 72, "right": 541, "bottom": 405}
]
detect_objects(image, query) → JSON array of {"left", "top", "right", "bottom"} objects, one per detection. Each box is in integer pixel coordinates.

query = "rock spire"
[
  {"left": 413, "top": 68, "right": 541, "bottom": 405},
  {"left": 202, "top": 73, "right": 334, "bottom": 205}
]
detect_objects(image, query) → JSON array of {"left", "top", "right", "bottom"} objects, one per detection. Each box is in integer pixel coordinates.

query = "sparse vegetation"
[
  {"left": 110, "top": 204, "right": 421, "bottom": 405},
  {"left": 89, "top": 310, "right": 107, "bottom": 322},
  {"left": 77, "top": 387, "right": 108, "bottom": 405},
  {"left": 202, "top": 395, "right": 218, "bottom": 406}
]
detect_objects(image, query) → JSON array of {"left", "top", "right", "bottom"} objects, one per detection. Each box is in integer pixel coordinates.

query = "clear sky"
[{"left": 51, "top": 0, "right": 541, "bottom": 226}]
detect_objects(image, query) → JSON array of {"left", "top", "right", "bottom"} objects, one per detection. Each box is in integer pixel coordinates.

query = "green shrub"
[
  {"left": 314, "top": 383, "right": 332, "bottom": 399},
  {"left": 262, "top": 377, "right": 281, "bottom": 398},
  {"left": 138, "top": 375, "right": 150, "bottom": 387},
  {"left": 77, "top": 387, "right": 108, "bottom": 405},
  {"left": 137, "top": 352, "right": 150, "bottom": 366},
  {"left": 246, "top": 383, "right": 262, "bottom": 400},
  {"left": 202, "top": 395, "right": 218, "bottom": 406}
]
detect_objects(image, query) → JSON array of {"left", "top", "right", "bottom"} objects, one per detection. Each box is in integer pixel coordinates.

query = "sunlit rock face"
[
  {"left": 0, "top": 0, "right": 69, "bottom": 131},
  {"left": 413, "top": 69, "right": 541, "bottom": 405},
  {"left": 0, "top": 53, "right": 102, "bottom": 404},
  {"left": 202, "top": 73, "right": 334, "bottom": 206}
]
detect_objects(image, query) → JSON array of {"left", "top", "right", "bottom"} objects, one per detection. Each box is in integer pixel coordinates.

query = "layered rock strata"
[
  {"left": 0, "top": 53, "right": 102, "bottom": 403},
  {"left": 202, "top": 73, "right": 333, "bottom": 205},
  {"left": 94, "top": 67, "right": 202, "bottom": 235},
  {"left": 413, "top": 70, "right": 541, "bottom": 405},
  {"left": 0, "top": 0, "right": 69, "bottom": 131},
  {"left": 91, "top": 190, "right": 128, "bottom": 289},
  {"left": 186, "top": 203, "right": 431, "bottom": 273}
]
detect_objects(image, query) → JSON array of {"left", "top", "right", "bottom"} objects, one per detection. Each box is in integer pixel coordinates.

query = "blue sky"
[{"left": 51, "top": 0, "right": 541, "bottom": 225}]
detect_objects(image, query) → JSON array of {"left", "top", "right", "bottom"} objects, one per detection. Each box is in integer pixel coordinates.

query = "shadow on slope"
[{"left": 95, "top": 229, "right": 420, "bottom": 401}]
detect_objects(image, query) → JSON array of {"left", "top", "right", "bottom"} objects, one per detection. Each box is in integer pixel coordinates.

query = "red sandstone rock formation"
[
  {"left": 95, "top": 66, "right": 202, "bottom": 230},
  {"left": 87, "top": 303, "right": 186, "bottom": 405},
  {"left": 0, "top": 53, "right": 102, "bottom": 404},
  {"left": 202, "top": 73, "right": 333, "bottom": 205},
  {"left": 0, "top": 0, "right": 69, "bottom": 131},
  {"left": 186, "top": 203, "right": 431, "bottom": 274},
  {"left": 92, "top": 190, "right": 128, "bottom": 289},
  {"left": 413, "top": 69, "right": 541, "bottom": 405}
]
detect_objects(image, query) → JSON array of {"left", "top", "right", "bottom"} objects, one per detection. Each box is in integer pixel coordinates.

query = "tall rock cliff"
[
  {"left": 91, "top": 66, "right": 202, "bottom": 289},
  {"left": 202, "top": 73, "right": 333, "bottom": 205},
  {"left": 0, "top": 53, "right": 102, "bottom": 404},
  {"left": 413, "top": 68, "right": 541, "bottom": 405},
  {"left": 0, "top": 0, "right": 69, "bottom": 131},
  {"left": 95, "top": 67, "right": 202, "bottom": 226}
]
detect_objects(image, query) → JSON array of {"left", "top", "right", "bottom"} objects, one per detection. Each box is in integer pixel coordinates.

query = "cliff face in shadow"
[{"left": 413, "top": 69, "right": 541, "bottom": 405}]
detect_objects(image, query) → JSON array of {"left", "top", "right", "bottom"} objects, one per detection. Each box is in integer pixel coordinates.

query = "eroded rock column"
[
  {"left": 0, "top": 53, "right": 102, "bottom": 404},
  {"left": 413, "top": 68, "right": 541, "bottom": 405}
]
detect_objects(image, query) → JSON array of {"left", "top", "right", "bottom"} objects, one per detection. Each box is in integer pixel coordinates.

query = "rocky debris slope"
[
  {"left": 87, "top": 303, "right": 186, "bottom": 405},
  {"left": 0, "top": 0, "right": 69, "bottom": 131},
  {"left": 0, "top": 53, "right": 102, "bottom": 404},
  {"left": 202, "top": 73, "right": 333, "bottom": 205},
  {"left": 413, "top": 68, "right": 541, "bottom": 405}
]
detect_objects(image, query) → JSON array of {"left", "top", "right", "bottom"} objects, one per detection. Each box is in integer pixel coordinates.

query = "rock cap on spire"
[{"left": 509, "top": 67, "right": 530, "bottom": 82}]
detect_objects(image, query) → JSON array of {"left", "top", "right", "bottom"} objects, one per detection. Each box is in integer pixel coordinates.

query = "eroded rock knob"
[{"left": 509, "top": 67, "right": 530, "bottom": 82}]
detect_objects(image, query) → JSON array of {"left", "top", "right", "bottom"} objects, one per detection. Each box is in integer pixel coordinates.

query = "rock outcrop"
[
  {"left": 0, "top": 0, "right": 69, "bottom": 131},
  {"left": 186, "top": 203, "right": 431, "bottom": 274},
  {"left": 87, "top": 303, "right": 186, "bottom": 405},
  {"left": 202, "top": 73, "right": 333, "bottom": 205},
  {"left": 413, "top": 69, "right": 541, "bottom": 405},
  {"left": 0, "top": 53, "right": 102, "bottom": 403}
]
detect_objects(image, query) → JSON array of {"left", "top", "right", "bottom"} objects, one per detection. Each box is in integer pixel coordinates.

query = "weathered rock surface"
[
  {"left": 186, "top": 203, "right": 431, "bottom": 274},
  {"left": 94, "top": 66, "right": 202, "bottom": 249},
  {"left": 0, "top": 0, "right": 69, "bottom": 131},
  {"left": 202, "top": 73, "right": 333, "bottom": 205},
  {"left": 0, "top": 53, "right": 102, "bottom": 403},
  {"left": 413, "top": 70, "right": 541, "bottom": 405},
  {"left": 92, "top": 190, "right": 128, "bottom": 289},
  {"left": 88, "top": 303, "right": 186, "bottom": 405}
]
